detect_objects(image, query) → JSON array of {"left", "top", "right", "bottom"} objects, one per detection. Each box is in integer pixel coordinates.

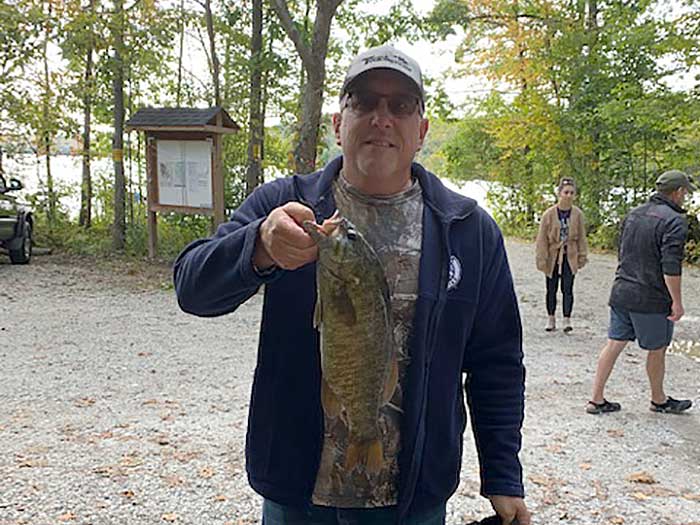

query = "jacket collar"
[
  {"left": 292, "top": 155, "right": 478, "bottom": 223},
  {"left": 651, "top": 192, "right": 686, "bottom": 214}
]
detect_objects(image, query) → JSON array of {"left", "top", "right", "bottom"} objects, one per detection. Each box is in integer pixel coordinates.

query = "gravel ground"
[{"left": 1, "top": 241, "right": 699, "bottom": 525}]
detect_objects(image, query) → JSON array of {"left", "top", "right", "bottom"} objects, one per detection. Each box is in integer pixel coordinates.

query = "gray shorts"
[{"left": 608, "top": 305, "right": 674, "bottom": 350}]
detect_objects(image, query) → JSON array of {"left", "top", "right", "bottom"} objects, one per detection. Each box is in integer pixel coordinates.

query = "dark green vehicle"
[{"left": 0, "top": 172, "right": 33, "bottom": 264}]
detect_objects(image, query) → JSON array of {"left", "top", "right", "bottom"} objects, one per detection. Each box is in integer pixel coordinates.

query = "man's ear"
[
  {"left": 416, "top": 118, "right": 430, "bottom": 151},
  {"left": 332, "top": 113, "right": 342, "bottom": 145}
]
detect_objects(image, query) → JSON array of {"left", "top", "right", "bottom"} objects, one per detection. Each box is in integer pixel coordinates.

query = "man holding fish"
[{"left": 174, "top": 45, "right": 530, "bottom": 525}]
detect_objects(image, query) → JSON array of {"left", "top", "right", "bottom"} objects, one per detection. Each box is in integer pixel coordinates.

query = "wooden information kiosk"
[{"left": 126, "top": 107, "right": 239, "bottom": 258}]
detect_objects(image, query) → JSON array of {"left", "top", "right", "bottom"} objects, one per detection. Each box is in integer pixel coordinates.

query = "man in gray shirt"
[{"left": 587, "top": 170, "right": 695, "bottom": 415}]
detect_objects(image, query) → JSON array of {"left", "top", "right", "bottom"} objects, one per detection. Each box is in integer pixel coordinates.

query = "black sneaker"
[
  {"left": 586, "top": 399, "right": 622, "bottom": 414},
  {"left": 650, "top": 397, "right": 692, "bottom": 414}
]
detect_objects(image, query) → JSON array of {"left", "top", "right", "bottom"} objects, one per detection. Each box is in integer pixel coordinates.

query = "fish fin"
[
  {"left": 345, "top": 439, "right": 383, "bottom": 474},
  {"left": 344, "top": 441, "right": 367, "bottom": 472},
  {"left": 321, "top": 378, "right": 342, "bottom": 419},
  {"left": 366, "top": 439, "right": 383, "bottom": 474},
  {"left": 345, "top": 441, "right": 362, "bottom": 472},
  {"left": 313, "top": 293, "right": 322, "bottom": 329},
  {"left": 382, "top": 355, "right": 399, "bottom": 405},
  {"left": 321, "top": 210, "right": 342, "bottom": 233}
]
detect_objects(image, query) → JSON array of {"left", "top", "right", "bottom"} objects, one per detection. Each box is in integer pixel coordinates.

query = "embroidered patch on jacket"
[{"left": 447, "top": 255, "right": 462, "bottom": 291}]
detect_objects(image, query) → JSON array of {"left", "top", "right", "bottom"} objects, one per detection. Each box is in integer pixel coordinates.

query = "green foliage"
[
  {"left": 2, "top": 0, "right": 699, "bottom": 265},
  {"left": 434, "top": 0, "right": 700, "bottom": 260}
]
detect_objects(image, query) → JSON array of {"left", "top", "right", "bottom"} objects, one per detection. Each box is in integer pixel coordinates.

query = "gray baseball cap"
[
  {"left": 655, "top": 169, "right": 697, "bottom": 193},
  {"left": 340, "top": 45, "right": 424, "bottom": 101}
]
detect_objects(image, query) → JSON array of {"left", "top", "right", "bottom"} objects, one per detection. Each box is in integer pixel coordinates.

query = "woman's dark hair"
[{"left": 558, "top": 177, "right": 576, "bottom": 193}]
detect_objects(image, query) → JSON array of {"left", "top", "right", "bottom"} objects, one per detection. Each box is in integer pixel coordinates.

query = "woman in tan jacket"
[{"left": 535, "top": 177, "right": 589, "bottom": 332}]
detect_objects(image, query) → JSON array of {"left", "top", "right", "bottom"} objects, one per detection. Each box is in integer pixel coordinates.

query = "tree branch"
[{"left": 269, "top": 0, "right": 314, "bottom": 69}]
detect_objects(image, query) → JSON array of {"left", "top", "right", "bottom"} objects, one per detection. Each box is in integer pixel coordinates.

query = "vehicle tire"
[{"left": 9, "top": 223, "right": 32, "bottom": 264}]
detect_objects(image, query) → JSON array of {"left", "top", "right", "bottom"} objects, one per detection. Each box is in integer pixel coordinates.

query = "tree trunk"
[
  {"left": 586, "top": 0, "right": 602, "bottom": 224},
  {"left": 79, "top": 0, "right": 95, "bottom": 228},
  {"left": 42, "top": 1, "right": 56, "bottom": 227},
  {"left": 246, "top": 0, "right": 264, "bottom": 195},
  {"left": 176, "top": 0, "right": 185, "bottom": 106},
  {"left": 204, "top": 0, "right": 221, "bottom": 106},
  {"left": 127, "top": 62, "right": 134, "bottom": 226},
  {"left": 294, "top": 67, "right": 324, "bottom": 173},
  {"left": 112, "top": 0, "right": 126, "bottom": 250},
  {"left": 271, "top": 0, "right": 344, "bottom": 174}
]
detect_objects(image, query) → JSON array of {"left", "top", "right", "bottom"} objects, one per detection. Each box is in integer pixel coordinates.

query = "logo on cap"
[{"left": 362, "top": 53, "right": 414, "bottom": 74}]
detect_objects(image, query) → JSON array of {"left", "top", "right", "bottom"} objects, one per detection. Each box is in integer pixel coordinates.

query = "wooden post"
[
  {"left": 211, "top": 113, "right": 226, "bottom": 230},
  {"left": 146, "top": 134, "right": 158, "bottom": 259}
]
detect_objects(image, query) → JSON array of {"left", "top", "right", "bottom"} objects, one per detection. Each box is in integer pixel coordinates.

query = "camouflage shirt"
[{"left": 311, "top": 172, "right": 423, "bottom": 507}]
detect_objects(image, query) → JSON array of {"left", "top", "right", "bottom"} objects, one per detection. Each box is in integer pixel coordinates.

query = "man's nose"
[{"left": 369, "top": 98, "right": 393, "bottom": 127}]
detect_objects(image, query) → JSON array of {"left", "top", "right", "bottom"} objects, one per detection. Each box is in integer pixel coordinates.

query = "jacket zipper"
[{"left": 398, "top": 219, "right": 451, "bottom": 524}]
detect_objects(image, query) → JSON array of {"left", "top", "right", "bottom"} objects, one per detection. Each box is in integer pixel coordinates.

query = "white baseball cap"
[{"left": 340, "top": 45, "right": 424, "bottom": 101}]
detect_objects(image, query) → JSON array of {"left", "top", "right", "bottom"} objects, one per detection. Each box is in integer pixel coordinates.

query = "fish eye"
[{"left": 346, "top": 227, "right": 357, "bottom": 240}]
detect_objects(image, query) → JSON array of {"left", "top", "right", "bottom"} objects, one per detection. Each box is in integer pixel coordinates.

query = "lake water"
[{"left": 3, "top": 153, "right": 493, "bottom": 219}]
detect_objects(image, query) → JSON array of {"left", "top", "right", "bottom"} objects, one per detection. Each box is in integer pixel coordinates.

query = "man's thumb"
[{"left": 283, "top": 202, "right": 316, "bottom": 224}]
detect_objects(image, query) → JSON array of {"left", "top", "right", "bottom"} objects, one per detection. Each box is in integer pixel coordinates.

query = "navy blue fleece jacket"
[{"left": 173, "top": 157, "right": 526, "bottom": 521}]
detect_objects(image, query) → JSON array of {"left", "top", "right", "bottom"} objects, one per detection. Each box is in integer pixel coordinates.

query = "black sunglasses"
[{"left": 344, "top": 90, "right": 422, "bottom": 118}]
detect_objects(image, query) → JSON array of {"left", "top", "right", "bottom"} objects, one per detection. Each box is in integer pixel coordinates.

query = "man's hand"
[
  {"left": 254, "top": 202, "right": 318, "bottom": 271},
  {"left": 488, "top": 495, "right": 531, "bottom": 525},
  {"left": 668, "top": 301, "right": 685, "bottom": 322},
  {"left": 663, "top": 275, "right": 683, "bottom": 322}
]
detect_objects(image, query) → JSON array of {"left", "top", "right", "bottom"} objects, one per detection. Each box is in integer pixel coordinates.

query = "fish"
[{"left": 303, "top": 213, "right": 398, "bottom": 474}]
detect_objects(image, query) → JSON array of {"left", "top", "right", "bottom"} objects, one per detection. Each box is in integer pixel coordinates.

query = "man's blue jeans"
[{"left": 262, "top": 499, "right": 446, "bottom": 525}]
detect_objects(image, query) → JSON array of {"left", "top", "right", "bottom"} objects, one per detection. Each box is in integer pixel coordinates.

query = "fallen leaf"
[
  {"left": 627, "top": 472, "right": 657, "bottom": 484},
  {"left": 213, "top": 494, "right": 227, "bottom": 502},
  {"left": 142, "top": 399, "right": 159, "bottom": 406},
  {"left": 683, "top": 493, "right": 700, "bottom": 501},
  {"left": 631, "top": 492, "right": 650, "bottom": 500},
  {"left": 120, "top": 455, "right": 143, "bottom": 468},
  {"left": 609, "top": 518, "right": 624, "bottom": 524},
  {"left": 528, "top": 475, "right": 549, "bottom": 486},
  {"left": 607, "top": 429, "right": 625, "bottom": 438},
  {"left": 74, "top": 398, "right": 95, "bottom": 408},
  {"left": 199, "top": 466, "right": 215, "bottom": 479},
  {"left": 58, "top": 512, "right": 77, "bottom": 522},
  {"left": 162, "top": 513, "right": 178, "bottom": 522},
  {"left": 579, "top": 463, "right": 592, "bottom": 470}
]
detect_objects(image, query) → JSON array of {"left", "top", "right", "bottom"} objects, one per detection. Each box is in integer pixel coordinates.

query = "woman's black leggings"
[{"left": 546, "top": 254, "right": 574, "bottom": 317}]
